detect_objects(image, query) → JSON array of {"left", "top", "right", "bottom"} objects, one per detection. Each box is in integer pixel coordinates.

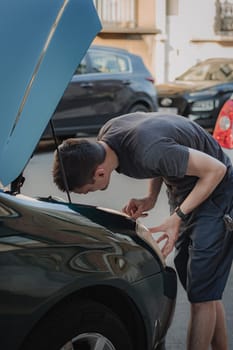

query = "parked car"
[
  {"left": 42, "top": 45, "right": 158, "bottom": 138},
  {"left": 157, "top": 58, "right": 233, "bottom": 132},
  {"left": 213, "top": 93, "right": 233, "bottom": 162},
  {"left": 0, "top": 2, "right": 176, "bottom": 350}
]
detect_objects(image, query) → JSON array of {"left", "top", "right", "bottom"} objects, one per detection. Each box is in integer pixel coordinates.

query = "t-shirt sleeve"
[{"left": 144, "top": 138, "right": 190, "bottom": 178}]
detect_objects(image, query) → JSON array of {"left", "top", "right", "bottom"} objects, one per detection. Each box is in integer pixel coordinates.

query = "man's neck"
[{"left": 98, "top": 141, "right": 119, "bottom": 171}]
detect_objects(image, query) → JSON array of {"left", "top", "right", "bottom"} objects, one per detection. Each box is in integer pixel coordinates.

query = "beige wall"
[{"left": 137, "top": 0, "right": 156, "bottom": 27}]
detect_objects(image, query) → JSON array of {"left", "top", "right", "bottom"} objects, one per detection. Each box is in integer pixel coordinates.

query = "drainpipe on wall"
[{"left": 154, "top": 0, "right": 168, "bottom": 83}]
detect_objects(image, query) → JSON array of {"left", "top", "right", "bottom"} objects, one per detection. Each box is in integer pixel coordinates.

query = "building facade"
[
  {"left": 93, "top": 0, "right": 233, "bottom": 83},
  {"left": 93, "top": 0, "right": 159, "bottom": 76}
]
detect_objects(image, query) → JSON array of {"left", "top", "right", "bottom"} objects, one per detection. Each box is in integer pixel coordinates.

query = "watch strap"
[{"left": 175, "top": 206, "right": 187, "bottom": 221}]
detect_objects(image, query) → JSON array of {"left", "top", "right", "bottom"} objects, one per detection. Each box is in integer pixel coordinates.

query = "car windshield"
[{"left": 176, "top": 61, "right": 233, "bottom": 82}]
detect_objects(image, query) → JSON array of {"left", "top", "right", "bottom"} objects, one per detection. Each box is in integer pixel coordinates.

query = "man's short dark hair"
[{"left": 53, "top": 138, "right": 106, "bottom": 192}]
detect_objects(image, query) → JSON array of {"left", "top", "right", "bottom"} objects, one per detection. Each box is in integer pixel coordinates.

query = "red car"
[{"left": 213, "top": 93, "right": 233, "bottom": 162}]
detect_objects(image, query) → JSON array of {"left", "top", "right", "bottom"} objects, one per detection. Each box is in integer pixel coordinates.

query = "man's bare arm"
[
  {"left": 177, "top": 148, "right": 227, "bottom": 216},
  {"left": 150, "top": 149, "right": 227, "bottom": 257}
]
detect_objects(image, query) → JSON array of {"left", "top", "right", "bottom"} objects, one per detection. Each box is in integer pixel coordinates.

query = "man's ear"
[{"left": 94, "top": 166, "right": 105, "bottom": 179}]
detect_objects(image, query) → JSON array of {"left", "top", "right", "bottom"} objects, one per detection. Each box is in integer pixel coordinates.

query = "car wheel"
[
  {"left": 22, "top": 299, "right": 134, "bottom": 350},
  {"left": 128, "top": 103, "right": 150, "bottom": 113}
]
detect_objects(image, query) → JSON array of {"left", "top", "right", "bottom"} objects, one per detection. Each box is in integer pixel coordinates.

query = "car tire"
[
  {"left": 22, "top": 299, "right": 134, "bottom": 350},
  {"left": 128, "top": 103, "right": 150, "bottom": 113}
]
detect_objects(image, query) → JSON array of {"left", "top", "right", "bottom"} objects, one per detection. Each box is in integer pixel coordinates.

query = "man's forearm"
[
  {"left": 148, "top": 177, "right": 163, "bottom": 204},
  {"left": 178, "top": 166, "right": 226, "bottom": 216},
  {"left": 177, "top": 148, "right": 227, "bottom": 216}
]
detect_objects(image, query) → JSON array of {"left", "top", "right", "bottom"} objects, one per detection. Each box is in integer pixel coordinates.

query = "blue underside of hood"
[{"left": 0, "top": 0, "right": 101, "bottom": 186}]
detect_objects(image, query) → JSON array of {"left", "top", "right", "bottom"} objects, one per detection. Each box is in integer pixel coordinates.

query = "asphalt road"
[{"left": 22, "top": 145, "right": 233, "bottom": 349}]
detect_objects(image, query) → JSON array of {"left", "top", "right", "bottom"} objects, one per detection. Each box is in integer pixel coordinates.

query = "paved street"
[{"left": 22, "top": 147, "right": 233, "bottom": 349}]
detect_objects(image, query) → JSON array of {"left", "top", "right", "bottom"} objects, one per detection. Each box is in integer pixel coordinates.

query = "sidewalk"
[{"left": 165, "top": 264, "right": 233, "bottom": 349}]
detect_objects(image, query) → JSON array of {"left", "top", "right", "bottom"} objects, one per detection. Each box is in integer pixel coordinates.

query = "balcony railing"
[{"left": 93, "top": 0, "right": 137, "bottom": 28}]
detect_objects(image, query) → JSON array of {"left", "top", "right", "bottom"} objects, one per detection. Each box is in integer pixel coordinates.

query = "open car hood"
[{"left": 0, "top": 0, "right": 101, "bottom": 186}]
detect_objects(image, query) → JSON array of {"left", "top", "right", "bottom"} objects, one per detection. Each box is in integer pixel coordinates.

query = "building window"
[{"left": 215, "top": 0, "right": 233, "bottom": 35}]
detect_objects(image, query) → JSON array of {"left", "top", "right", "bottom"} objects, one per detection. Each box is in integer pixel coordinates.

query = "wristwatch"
[{"left": 175, "top": 206, "right": 188, "bottom": 221}]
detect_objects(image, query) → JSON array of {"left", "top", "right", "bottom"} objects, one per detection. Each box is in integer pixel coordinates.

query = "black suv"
[
  {"left": 43, "top": 45, "right": 158, "bottom": 138},
  {"left": 157, "top": 58, "right": 233, "bottom": 132}
]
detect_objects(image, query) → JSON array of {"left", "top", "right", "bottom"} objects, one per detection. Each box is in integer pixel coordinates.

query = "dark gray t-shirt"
[{"left": 97, "top": 112, "right": 232, "bottom": 202}]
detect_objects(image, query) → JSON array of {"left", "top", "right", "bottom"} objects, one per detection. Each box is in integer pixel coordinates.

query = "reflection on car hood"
[
  {"left": 0, "top": 0, "right": 101, "bottom": 186},
  {"left": 157, "top": 80, "right": 220, "bottom": 95}
]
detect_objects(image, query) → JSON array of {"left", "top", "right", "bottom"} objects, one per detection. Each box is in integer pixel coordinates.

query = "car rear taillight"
[
  {"left": 213, "top": 99, "right": 233, "bottom": 149},
  {"left": 145, "top": 77, "right": 155, "bottom": 83}
]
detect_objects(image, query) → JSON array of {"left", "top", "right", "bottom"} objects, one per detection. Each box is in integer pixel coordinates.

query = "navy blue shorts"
[{"left": 174, "top": 170, "right": 233, "bottom": 303}]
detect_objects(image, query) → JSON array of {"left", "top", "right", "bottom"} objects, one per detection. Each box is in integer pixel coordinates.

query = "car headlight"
[
  {"left": 191, "top": 99, "right": 216, "bottom": 112},
  {"left": 136, "top": 220, "right": 165, "bottom": 267}
]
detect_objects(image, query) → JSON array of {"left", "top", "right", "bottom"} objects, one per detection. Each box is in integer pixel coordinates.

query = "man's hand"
[
  {"left": 149, "top": 213, "right": 181, "bottom": 257},
  {"left": 122, "top": 196, "right": 155, "bottom": 219},
  {"left": 123, "top": 177, "right": 163, "bottom": 219}
]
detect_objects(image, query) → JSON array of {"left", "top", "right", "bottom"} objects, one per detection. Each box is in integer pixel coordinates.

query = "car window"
[
  {"left": 177, "top": 61, "right": 233, "bottom": 82},
  {"left": 218, "top": 64, "right": 233, "bottom": 80},
  {"left": 75, "top": 57, "right": 88, "bottom": 74},
  {"left": 177, "top": 63, "right": 212, "bottom": 81},
  {"left": 88, "top": 50, "right": 130, "bottom": 74}
]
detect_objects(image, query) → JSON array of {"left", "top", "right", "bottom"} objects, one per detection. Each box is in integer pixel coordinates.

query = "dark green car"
[{"left": 0, "top": 1, "right": 177, "bottom": 349}]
